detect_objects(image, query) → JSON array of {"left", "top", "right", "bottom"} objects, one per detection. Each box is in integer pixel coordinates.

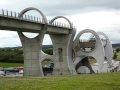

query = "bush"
[
  {"left": 0, "top": 48, "right": 23, "bottom": 63},
  {"left": 0, "top": 47, "right": 53, "bottom": 63}
]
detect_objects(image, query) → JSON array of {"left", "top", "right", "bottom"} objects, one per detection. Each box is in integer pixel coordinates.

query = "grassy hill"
[{"left": 0, "top": 73, "right": 120, "bottom": 90}]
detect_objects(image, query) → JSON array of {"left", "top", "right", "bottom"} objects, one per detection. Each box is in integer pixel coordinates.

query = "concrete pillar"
[
  {"left": 17, "top": 7, "right": 47, "bottom": 77},
  {"left": 18, "top": 32, "right": 44, "bottom": 76},
  {"left": 50, "top": 30, "right": 76, "bottom": 75},
  {"left": 49, "top": 16, "right": 76, "bottom": 75}
]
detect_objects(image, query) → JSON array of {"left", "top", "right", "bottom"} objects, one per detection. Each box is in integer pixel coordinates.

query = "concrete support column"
[
  {"left": 18, "top": 32, "right": 44, "bottom": 76},
  {"left": 50, "top": 31, "right": 76, "bottom": 75},
  {"left": 49, "top": 16, "right": 76, "bottom": 75},
  {"left": 17, "top": 7, "right": 47, "bottom": 76}
]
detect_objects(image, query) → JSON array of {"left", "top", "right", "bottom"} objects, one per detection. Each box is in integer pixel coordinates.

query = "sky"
[{"left": 0, "top": 0, "right": 120, "bottom": 47}]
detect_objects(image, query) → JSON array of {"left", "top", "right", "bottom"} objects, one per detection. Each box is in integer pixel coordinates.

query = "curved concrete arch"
[
  {"left": 89, "top": 32, "right": 108, "bottom": 47},
  {"left": 73, "top": 29, "right": 105, "bottom": 72},
  {"left": 19, "top": 7, "right": 47, "bottom": 24},
  {"left": 75, "top": 56, "right": 95, "bottom": 74},
  {"left": 18, "top": 7, "right": 47, "bottom": 39},
  {"left": 17, "top": 32, "right": 40, "bottom": 40},
  {"left": 97, "top": 32, "right": 113, "bottom": 67},
  {"left": 50, "top": 16, "right": 73, "bottom": 29},
  {"left": 97, "top": 32, "right": 109, "bottom": 47},
  {"left": 97, "top": 32, "right": 109, "bottom": 40},
  {"left": 41, "top": 57, "right": 54, "bottom": 62},
  {"left": 74, "top": 29, "right": 100, "bottom": 53},
  {"left": 40, "top": 53, "right": 55, "bottom": 63}
]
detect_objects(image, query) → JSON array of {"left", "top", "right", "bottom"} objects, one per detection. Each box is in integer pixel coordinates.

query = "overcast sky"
[{"left": 0, "top": 0, "right": 120, "bottom": 47}]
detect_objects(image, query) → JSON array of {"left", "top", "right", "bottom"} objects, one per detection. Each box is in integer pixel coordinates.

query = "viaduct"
[
  {"left": 0, "top": 7, "right": 76, "bottom": 76},
  {"left": 0, "top": 7, "right": 113, "bottom": 76}
]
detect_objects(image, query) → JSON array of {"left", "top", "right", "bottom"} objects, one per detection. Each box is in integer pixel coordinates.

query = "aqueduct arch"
[
  {"left": 73, "top": 29, "right": 105, "bottom": 73},
  {"left": 18, "top": 7, "right": 47, "bottom": 76},
  {"left": 49, "top": 16, "right": 76, "bottom": 75}
]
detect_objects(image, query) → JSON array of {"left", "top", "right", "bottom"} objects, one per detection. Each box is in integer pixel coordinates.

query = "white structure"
[
  {"left": 97, "top": 32, "right": 113, "bottom": 67},
  {"left": 73, "top": 29, "right": 113, "bottom": 74}
]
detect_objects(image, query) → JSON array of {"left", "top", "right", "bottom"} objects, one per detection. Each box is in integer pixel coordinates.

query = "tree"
[
  {"left": 116, "top": 48, "right": 120, "bottom": 53},
  {"left": 42, "top": 48, "right": 53, "bottom": 55},
  {"left": 113, "top": 52, "right": 117, "bottom": 59}
]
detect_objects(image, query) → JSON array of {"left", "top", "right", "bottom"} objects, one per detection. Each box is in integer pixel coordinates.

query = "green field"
[
  {"left": 0, "top": 62, "right": 23, "bottom": 68},
  {"left": 0, "top": 73, "right": 120, "bottom": 90}
]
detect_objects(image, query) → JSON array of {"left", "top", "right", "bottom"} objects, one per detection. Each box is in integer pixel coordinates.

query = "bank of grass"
[
  {"left": 0, "top": 72, "right": 120, "bottom": 90},
  {"left": 0, "top": 62, "right": 23, "bottom": 68}
]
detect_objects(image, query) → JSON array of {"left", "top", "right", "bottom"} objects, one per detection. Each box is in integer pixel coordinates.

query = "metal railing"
[{"left": 0, "top": 9, "right": 72, "bottom": 29}]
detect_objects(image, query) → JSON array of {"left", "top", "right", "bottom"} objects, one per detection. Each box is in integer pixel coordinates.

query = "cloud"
[
  {"left": 0, "top": 0, "right": 120, "bottom": 16},
  {"left": 0, "top": 0, "right": 120, "bottom": 47},
  {"left": 68, "top": 10, "right": 120, "bottom": 31},
  {"left": 105, "top": 32, "right": 120, "bottom": 44},
  {"left": 0, "top": 31, "right": 21, "bottom": 47},
  {"left": 66, "top": 10, "right": 120, "bottom": 43},
  {"left": 0, "top": 31, "right": 53, "bottom": 47}
]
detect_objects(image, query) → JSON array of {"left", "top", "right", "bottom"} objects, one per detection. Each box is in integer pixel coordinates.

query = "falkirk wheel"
[
  {"left": 13, "top": 7, "right": 113, "bottom": 76},
  {"left": 73, "top": 29, "right": 113, "bottom": 74},
  {"left": 40, "top": 29, "right": 113, "bottom": 75}
]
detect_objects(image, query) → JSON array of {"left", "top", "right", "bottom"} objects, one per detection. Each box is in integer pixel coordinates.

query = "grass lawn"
[
  {"left": 0, "top": 62, "right": 23, "bottom": 68},
  {"left": 0, "top": 72, "right": 120, "bottom": 90}
]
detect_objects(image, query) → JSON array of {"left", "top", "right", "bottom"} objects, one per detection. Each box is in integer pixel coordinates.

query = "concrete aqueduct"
[{"left": 0, "top": 7, "right": 113, "bottom": 76}]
